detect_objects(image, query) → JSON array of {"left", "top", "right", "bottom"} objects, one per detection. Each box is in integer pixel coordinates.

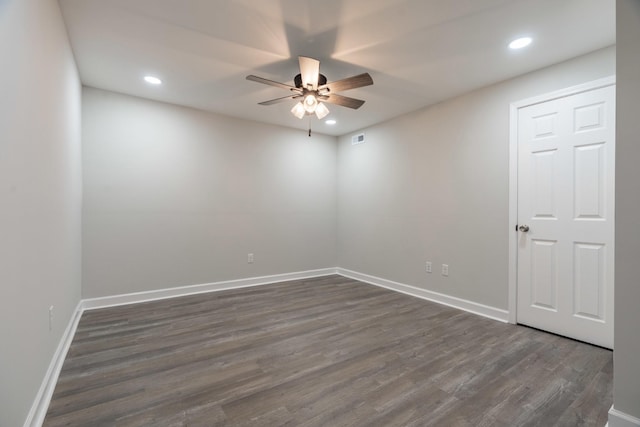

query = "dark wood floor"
[{"left": 44, "top": 275, "right": 612, "bottom": 426}]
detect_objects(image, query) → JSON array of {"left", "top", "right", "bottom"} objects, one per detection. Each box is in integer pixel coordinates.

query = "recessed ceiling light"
[
  {"left": 325, "top": 119, "right": 337, "bottom": 125},
  {"left": 509, "top": 37, "right": 532, "bottom": 50},
  {"left": 144, "top": 75, "right": 162, "bottom": 85}
]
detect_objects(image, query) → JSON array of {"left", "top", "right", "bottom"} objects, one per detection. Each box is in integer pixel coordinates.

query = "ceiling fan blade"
[
  {"left": 320, "top": 73, "right": 373, "bottom": 93},
  {"left": 246, "top": 75, "right": 301, "bottom": 92},
  {"left": 321, "top": 93, "right": 366, "bottom": 109},
  {"left": 299, "top": 56, "right": 320, "bottom": 90},
  {"left": 258, "top": 94, "right": 302, "bottom": 106}
]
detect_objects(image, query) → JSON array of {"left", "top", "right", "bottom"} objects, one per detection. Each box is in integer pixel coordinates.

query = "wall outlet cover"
[{"left": 442, "top": 264, "right": 449, "bottom": 276}]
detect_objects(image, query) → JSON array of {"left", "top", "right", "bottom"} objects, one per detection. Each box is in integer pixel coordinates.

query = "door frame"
[{"left": 507, "top": 75, "right": 616, "bottom": 324}]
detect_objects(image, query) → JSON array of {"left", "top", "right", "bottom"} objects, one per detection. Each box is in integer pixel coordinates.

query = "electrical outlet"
[
  {"left": 247, "top": 253, "right": 254, "bottom": 264},
  {"left": 442, "top": 264, "right": 449, "bottom": 277},
  {"left": 426, "top": 261, "right": 432, "bottom": 273},
  {"left": 49, "top": 305, "right": 54, "bottom": 331}
]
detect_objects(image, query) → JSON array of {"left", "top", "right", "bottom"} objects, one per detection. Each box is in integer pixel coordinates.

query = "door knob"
[{"left": 519, "top": 225, "right": 530, "bottom": 232}]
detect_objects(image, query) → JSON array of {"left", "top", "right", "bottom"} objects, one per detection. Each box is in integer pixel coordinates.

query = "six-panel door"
[{"left": 517, "top": 85, "right": 615, "bottom": 349}]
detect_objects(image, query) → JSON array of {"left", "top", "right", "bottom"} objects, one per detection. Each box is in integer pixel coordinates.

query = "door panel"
[
  {"left": 574, "top": 143, "right": 605, "bottom": 219},
  {"left": 530, "top": 239, "right": 558, "bottom": 311},
  {"left": 532, "top": 149, "right": 558, "bottom": 218},
  {"left": 573, "top": 242, "right": 605, "bottom": 321},
  {"left": 517, "top": 84, "right": 615, "bottom": 348}
]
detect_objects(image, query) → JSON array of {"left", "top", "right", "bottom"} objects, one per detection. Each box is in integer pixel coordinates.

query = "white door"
[{"left": 516, "top": 84, "right": 615, "bottom": 349}]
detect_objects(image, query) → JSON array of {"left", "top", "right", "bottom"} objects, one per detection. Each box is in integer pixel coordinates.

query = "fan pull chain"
[{"left": 308, "top": 116, "right": 312, "bottom": 137}]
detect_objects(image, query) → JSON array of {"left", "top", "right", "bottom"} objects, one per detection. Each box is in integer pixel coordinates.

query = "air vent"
[{"left": 351, "top": 133, "right": 365, "bottom": 145}]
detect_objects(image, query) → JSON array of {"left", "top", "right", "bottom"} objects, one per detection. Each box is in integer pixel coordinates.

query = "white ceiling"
[{"left": 58, "top": 0, "right": 615, "bottom": 136}]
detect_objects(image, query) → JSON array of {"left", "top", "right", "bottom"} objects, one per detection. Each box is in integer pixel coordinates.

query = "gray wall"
[
  {"left": 337, "top": 47, "right": 615, "bottom": 310},
  {"left": 0, "top": 0, "right": 82, "bottom": 425},
  {"left": 614, "top": 0, "right": 640, "bottom": 421},
  {"left": 82, "top": 88, "right": 337, "bottom": 298}
]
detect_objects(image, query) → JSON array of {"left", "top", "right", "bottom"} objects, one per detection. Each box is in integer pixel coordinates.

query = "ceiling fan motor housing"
[{"left": 294, "top": 73, "right": 327, "bottom": 89}]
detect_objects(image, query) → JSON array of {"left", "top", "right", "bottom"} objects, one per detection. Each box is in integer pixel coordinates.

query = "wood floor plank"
[{"left": 44, "top": 275, "right": 613, "bottom": 426}]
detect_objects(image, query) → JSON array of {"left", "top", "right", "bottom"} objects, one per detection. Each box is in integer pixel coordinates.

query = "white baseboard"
[
  {"left": 75, "top": 267, "right": 509, "bottom": 322},
  {"left": 609, "top": 406, "right": 640, "bottom": 427},
  {"left": 336, "top": 268, "right": 509, "bottom": 323},
  {"left": 24, "top": 301, "right": 84, "bottom": 427},
  {"left": 82, "top": 268, "right": 339, "bottom": 311}
]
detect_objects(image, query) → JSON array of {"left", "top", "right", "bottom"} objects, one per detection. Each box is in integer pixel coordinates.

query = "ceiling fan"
[{"left": 246, "top": 56, "right": 373, "bottom": 120}]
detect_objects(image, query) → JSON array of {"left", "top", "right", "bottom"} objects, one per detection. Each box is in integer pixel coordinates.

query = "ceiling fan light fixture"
[
  {"left": 303, "top": 94, "right": 318, "bottom": 113},
  {"left": 291, "top": 102, "right": 306, "bottom": 119},
  {"left": 315, "top": 102, "right": 330, "bottom": 119}
]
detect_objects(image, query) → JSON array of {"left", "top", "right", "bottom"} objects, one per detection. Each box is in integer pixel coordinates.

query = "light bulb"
[
  {"left": 509, "top": 37, "right": 532, "bottom": 50},
  {"left": 144, "top": 75, "right": 162, "bottom": 85}
]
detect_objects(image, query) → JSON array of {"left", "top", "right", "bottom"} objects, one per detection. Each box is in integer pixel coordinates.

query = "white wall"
[
  {"left": 612, "top": 0, "right": 640, "bottom": 423},
  {"left": 0, "top": 0, "right": 82, "bottom": 425},
  {"left": 337, "top": 47, "right": 615, "bottom": 310},
  {"left": 82, "top": 88, "right": 337, "bottom": 298}
]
